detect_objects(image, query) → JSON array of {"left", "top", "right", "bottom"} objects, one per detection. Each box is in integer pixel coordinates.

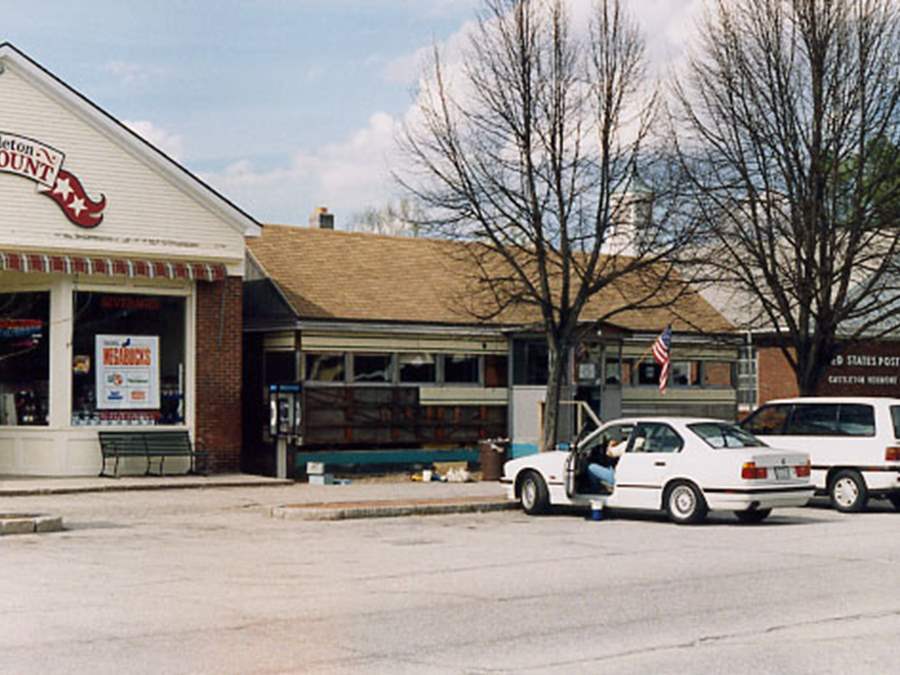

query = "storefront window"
[
  {"left": 444, "top": 354, "right": 480, "bottom": 384},
  {"left": 305, "top": 352, "right": 346, "bottom": 382},
  {"left": 71, "top": 292, "right": 186, "bottom": 426},
  {"left": 353, "top": 353, "right": 393, "bottom": 383},
  {"left": 0, "top": 292, "right": 50, "bottom": 426},
  {"left": 399, "top": 353, "right": 436, "bottom": 383}
]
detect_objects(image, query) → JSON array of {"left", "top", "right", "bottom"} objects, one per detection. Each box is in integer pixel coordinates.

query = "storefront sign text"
[
  {"left": 827, "top": 351, "right": 900, "bottom": 388},
  {"left": 0, "top": 131, "right": 107, "bottom": 228},
  {"left": 95, "top": 335, "right": 160, "bottom": 410}
]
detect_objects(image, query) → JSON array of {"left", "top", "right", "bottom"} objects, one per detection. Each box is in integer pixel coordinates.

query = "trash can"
[{"left": 479, "top": 438, "right": 509, "bottom": 481}]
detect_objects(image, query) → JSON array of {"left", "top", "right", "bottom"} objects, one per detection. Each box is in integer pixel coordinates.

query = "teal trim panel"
[
  {"left": 510, "top": 443, "right": 540, "bottom": 459},
  {"left": 294, "top": 448, "right": 480, "bottom": 470}
]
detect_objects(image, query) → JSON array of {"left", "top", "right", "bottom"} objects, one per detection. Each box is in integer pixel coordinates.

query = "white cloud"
[
  {"left": 202, "top": 0, "right": 706, "bottom": 226},
  {"left": 200, "top": 112, "right": 403, "bottom": 225},
  {"left": 104, "top": 60, "right": 166, "bottom": 86},
  {"left": 123, "top": 120, "right": 185, "bottom": 161}
]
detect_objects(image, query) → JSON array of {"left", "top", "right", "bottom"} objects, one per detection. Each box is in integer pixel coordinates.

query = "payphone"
[{"left": 268, "top": 383, "right": 301, "bottom": 478}]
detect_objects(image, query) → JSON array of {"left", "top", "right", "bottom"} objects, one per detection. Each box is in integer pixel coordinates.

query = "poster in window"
[{"left": 95, "top": 335, "right": 160, "bottom": 409}]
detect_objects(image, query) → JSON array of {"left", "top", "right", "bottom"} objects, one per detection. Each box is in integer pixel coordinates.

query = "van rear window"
[{"left": 892, "top": 406, "right": 900, "bottom": 439}]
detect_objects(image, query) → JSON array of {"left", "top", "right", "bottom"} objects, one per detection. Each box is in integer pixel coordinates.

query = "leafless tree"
[
  {"left": 673, "top": 0, "right": 900, "bottom": 394},
  {"left": 399, "top": 0, "right": 700, "bottom": 450},
  {"left": 347, "top": 199, "right": 424, "bottom": 237}
]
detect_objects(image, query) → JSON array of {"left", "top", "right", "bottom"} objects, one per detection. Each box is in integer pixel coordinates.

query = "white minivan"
[{"left": 740, "top": 397, "right": 900, "bottom": 512}]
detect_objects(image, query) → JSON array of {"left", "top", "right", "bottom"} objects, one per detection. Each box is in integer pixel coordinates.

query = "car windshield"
[{"left": 689, "top": 422, "right": 767, "bottom": 449}]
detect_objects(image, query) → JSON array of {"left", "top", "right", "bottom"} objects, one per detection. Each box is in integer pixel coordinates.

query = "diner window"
[
  {"left": 265, "top": 351, "right": 297, "bottom": 385},
  {"left": 398, "top": 353, "right": 436, "bottom": 383},
  {"left": 484, "top": 355, "right": 508, "bottom": 387},
  {"left": 0, "top": 292, "right": 50, "bottom": 426},
  {"left": 670, "top": 362, "right": 692, "bottom": 387},
  {"left": 444, "top": 354, "right": 480, "bottom": 384},
  {"left": 513, "top": 340, "right": 549, "bottom": 385},
  {"left": 71, "top": 292, "right": 186, "bottom": 426},
  {"left": 605, "top": 358, "right": 622, "bottom": 385},
  {"left": 353, "top": 353, "right": 393, "bottom": 383},
  {"left": 637, "top": 361, "right": 662, "bottom": 385},
  {"left": 305, "top": 352, "right": 346, "bottom": 382},
  {"left": 703, "top": 361, "right": 734, "bottom": 388}
]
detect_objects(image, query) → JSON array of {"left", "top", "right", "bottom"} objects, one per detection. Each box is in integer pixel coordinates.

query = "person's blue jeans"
[{"left": 586, "top": 463, "right": 615, "bottom": 490}]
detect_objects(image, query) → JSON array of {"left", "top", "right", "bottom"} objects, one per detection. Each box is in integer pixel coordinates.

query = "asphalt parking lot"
[{"left": 1, "top": 485, "right": 897, "bottom": 674}]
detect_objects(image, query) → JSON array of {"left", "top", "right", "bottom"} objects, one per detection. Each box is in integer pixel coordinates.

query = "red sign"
[{"left": 0, "top": 131, "right": 107, "bottom": 228}]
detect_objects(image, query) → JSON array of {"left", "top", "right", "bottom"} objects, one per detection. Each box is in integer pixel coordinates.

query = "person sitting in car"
[{"left": 586, "top": 437, "right": 626, "bottom": 491}]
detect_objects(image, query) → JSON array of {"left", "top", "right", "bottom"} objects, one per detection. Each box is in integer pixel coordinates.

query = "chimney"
[{"left": 309, "top": 206, "right": 334, "bottom": 230}]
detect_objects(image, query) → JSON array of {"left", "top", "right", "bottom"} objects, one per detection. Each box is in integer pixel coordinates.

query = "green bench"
[{"left": 99, "top": 431, "right": 207, "bottom": 477}]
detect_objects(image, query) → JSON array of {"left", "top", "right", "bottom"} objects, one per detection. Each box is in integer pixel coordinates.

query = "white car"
[
  {"left": 501, "top": 417, "right": 814, "bottom": 524},
  {"left": 740, "top": 397, "right": 900, "bottom": 512}
]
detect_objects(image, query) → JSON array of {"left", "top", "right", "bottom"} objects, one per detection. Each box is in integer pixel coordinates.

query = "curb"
[
  {"left": 0, "top": 513, "right": 64, "bottom": 535},
  {"left": 271, "top": 497, "right": 516, "bottom": 521}
]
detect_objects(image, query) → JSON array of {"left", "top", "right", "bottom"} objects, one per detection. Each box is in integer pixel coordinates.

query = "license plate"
[{"left": 774, "top": 466, "right": 791, "bottom": 480}]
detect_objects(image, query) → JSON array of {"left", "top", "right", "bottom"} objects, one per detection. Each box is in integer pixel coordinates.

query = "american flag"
[{"left": 652, "top": 325, "right": 672, "bottom": 394}]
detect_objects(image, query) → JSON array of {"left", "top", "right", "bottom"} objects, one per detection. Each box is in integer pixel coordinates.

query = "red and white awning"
[{"left": 0, "top": 251, "right": 226, "bottom": 282}]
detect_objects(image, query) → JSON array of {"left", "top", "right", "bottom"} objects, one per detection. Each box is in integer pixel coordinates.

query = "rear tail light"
[
  {"left": 741, "top": 462, "right": 768, "bottom": 480},
  {"left": 796, "top": 461, "right": 811, "bottom": 478},
  {"left": 886, "top": 447, "right": 900, "bottom": 462}
]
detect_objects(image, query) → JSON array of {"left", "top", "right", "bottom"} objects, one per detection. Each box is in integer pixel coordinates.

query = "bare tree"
[
  {"left": 399, "top": 0, "right": 699, "bottom": 451},
  {"left": 673, "top": 0, "right": 900, "bottom": 394},
  {"left": 347, "top": 199, "right": 425, "bottom": 237}
]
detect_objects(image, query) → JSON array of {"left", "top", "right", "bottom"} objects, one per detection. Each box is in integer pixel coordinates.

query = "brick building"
[{"left": 0, "top": 43, "right": 259, "bottom": 476}]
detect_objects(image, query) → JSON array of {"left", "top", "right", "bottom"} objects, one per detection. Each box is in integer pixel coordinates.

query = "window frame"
[
  {"left": 68, "top": 282, "right": 193, "bottom": 430},
  {"left": 627, "top": 422, "right": 685, "bottom": 454},
  {"left": 0, "top": 287, "right": 52, "bottom": 428}
]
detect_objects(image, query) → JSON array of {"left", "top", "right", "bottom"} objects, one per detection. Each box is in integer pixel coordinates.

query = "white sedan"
[{"left": 501, "top": 417, "right": 814, "bottom": 524}]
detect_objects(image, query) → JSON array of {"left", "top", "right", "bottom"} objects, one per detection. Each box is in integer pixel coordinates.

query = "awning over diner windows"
[{"left": 0, "top": 251, "right": 226, "bottom": 282}]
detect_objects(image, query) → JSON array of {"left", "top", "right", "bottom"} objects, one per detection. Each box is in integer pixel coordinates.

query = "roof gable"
[{"left": 0, "top": 43, "right": 260, "bottom": 245}]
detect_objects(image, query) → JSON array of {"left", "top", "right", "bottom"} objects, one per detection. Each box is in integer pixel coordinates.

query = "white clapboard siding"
[{"left": 0, "top": 61, "right": 248, "bottom": 271}]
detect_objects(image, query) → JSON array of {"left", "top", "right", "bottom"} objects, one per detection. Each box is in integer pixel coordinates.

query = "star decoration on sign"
[
  {"left": 41, "top": 169, "right": 107, "bottom": 228},
  {"left": 53, "top": 176, "right": 74, "bottom": 201},
  {"left": 69, "top": 196, "right": 86, "bottom": 218}
]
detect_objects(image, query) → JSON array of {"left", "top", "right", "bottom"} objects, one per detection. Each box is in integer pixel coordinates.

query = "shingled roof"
[{"left": 247, "top": 224, "right": 733, "bottom": 334}]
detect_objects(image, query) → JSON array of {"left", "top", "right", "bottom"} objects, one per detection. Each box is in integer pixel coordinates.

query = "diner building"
[
  {"left": 0, "top": 43, "right": 260, "bottom": 476},
  {"left": 244, "top": 221, "right": 740, "bottom": 475}
]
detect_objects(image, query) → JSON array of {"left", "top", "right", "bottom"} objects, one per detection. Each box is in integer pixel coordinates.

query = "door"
[
  {"left": 609, "top": 422, "right": 685, "bottom": 510},
  {"left": 567, "top": 422, "right": 633, "bottom": 497}
]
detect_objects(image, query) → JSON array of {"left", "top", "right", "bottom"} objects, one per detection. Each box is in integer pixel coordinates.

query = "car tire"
[
  {"left": 734, "top": 508, "right": 772, "bottom": 524},
  {"left": 887, "top": 493, "right": 900, "bottom": 512},
  {"left": 829, "top": 469, "right": 868, "bottom": 513},
  {"left": 519, "top": 471, "right": 550, "bottom": 515},
  {"left": 665, "top": 481, "right": 708, "bottom": 525}
]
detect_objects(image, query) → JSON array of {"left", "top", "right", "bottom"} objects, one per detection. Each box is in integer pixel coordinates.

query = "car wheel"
[
  {"left": 734, "top": 508, "right": 772, "bottom": 524},
  {"left": 519, "top": 471, "right": 550, "bottom": 515},
  {"left": 829, "top": 469, "right": 868, "bottom": 513},
  {"left": 887, "top": 493, "right": 900, "bottom": 512},
  {"left": 665, "top": 481, "right": 708, "bottom": 525}
]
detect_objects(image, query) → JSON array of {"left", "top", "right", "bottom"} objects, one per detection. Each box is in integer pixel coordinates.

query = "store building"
[
  {"left": 243, "top": 221, "right": 739, "bottom": 474},
  {"left": 0, "top": 43, "right": 260, "bottom": 476}
]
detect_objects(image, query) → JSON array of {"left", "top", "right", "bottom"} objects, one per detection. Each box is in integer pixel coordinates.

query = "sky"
[{"left": 1, "top": 0, "right": 703, "bottom": 228}]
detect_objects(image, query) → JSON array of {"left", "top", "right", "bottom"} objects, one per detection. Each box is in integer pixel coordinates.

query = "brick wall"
[
  {"left": 195, "top": 276, "right": 243, "bottom": 472},
  {"left": 757, "top": 346, "right": 800, "bottom": 404}
]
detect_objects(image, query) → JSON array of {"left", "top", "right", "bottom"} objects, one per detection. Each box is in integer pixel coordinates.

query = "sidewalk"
[
  {"left": 0, "top": 473, "right": 292, "bottom": 497},
  {"left": 0, "top": 473, "right": 514, "bottom": 521}
]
